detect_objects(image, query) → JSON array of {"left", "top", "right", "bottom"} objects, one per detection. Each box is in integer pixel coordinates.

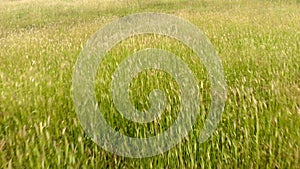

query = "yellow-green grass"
[{"left": 0, "top": 0, "right": 299, "bottom": 168}]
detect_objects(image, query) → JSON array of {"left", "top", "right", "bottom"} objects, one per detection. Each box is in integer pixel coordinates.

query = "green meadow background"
[{"left": 0, "top": 0, "right": 299, "bottom": 168}]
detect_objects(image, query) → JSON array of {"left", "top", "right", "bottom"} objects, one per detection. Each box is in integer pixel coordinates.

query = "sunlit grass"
[{"left": 0, "top": 0, "right": 299, "bottom": 168}]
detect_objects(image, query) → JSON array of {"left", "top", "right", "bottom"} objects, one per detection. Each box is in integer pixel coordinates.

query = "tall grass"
[{"left": 0, "top": 0, "right": 299, "bottom": 168}]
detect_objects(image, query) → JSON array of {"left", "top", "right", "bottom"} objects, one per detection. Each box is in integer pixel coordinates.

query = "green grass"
[{"left": 0, "top": 0, "right": 299, "bottom": 168}]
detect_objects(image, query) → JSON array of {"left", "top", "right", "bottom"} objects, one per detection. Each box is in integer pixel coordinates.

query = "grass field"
[{"left": 0, "top": 0, "right": 299, "bottom": 168}]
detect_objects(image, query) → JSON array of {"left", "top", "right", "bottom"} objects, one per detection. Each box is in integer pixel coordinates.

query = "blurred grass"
[{"left": 0, "top": 0, "right": 299, "bottom": 168}]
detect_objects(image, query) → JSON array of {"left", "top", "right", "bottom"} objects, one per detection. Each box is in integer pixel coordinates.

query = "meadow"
[{"left": 0, "top": 0, "right": 299, "bottom": 168}]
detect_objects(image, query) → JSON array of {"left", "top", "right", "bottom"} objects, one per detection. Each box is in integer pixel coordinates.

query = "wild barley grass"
[{"left": 0, "top": 0, "right": 299, "bottom": 168}]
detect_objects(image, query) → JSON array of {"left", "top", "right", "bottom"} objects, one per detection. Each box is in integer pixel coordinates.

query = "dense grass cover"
[{"left": 0, "top": 0, "right": 299, "bottom": 168}]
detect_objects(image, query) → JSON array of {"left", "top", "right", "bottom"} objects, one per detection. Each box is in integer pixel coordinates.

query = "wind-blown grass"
[{"left": 0, "top": 0, "right": 299, "bottom": 168}]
